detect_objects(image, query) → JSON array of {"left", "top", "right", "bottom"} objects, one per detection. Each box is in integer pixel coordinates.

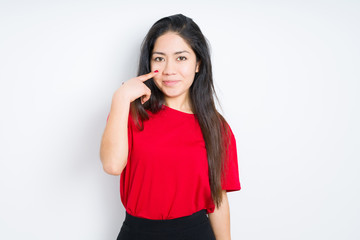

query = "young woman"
[{"left": 100, "top": 14, "right": 241, "bottom": 240}]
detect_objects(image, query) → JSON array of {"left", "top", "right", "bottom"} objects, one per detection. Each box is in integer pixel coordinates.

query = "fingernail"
[{"left": 154, "top": 70, "right": 159, "bottom": 73}]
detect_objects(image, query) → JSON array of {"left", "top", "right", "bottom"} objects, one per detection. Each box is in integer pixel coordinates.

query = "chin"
[{"left": 162, "top": 89, "right": 184, "bottom": 98}]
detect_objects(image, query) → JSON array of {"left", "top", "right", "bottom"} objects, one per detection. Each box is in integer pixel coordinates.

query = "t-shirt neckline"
[{"left": 162, "top": 104, "right": 195, "bottom": 116}]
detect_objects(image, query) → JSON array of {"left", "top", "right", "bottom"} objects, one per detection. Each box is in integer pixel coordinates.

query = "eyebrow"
[{"left": 152, "top": 50, "right": 190, "bottom": 56}]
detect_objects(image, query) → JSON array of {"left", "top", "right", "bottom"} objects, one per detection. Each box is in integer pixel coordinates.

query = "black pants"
[{"left": 116, "top": 209, "right": 216, "bottom": 240}]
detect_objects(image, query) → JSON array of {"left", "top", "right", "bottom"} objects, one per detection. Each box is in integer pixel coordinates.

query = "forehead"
[{"left": 152, "top": 32, "right": 194, "bottom": 54}]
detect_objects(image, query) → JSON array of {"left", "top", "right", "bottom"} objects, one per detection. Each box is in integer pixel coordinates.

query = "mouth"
[{"left": 163, "top": 80, "right": 180, "bottom": 86}]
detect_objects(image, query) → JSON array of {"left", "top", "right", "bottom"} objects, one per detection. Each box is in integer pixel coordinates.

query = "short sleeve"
[{"left": 221, "top": 124, "right": 241, "bottom": 192}]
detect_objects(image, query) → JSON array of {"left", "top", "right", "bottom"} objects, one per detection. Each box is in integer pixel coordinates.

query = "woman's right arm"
[
  {"left": 100, "top": 91, "right": 131, "bottom": 175},
  {"left": 99, "top": 71, "right": 158, "bottom": 175}
]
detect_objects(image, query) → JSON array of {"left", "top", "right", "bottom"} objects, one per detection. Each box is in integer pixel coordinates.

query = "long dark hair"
[{"left": 130, "top": 14, "right": 232, "bottom": 208}]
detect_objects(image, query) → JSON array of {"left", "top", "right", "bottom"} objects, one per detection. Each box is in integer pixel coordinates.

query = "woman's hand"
[{"left": 114, "top": 71, "right": 159, "bottom": 104}]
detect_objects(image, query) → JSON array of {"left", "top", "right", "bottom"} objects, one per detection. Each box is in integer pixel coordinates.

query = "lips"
[{"left": 163, "top": 80, "right": 180, "bottom": 86}]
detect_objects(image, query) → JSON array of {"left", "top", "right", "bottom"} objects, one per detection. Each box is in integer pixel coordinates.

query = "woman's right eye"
[{"left": 154, "top": 57, "right": 164, "bottom": 62}]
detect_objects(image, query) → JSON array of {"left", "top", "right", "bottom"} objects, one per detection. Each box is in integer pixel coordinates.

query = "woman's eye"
[
  {"left": 154, "top": 57, "right": 164, "bottom": 62},
  {"left": 177, "top": 56, "right": 187, "bottom": 61}
]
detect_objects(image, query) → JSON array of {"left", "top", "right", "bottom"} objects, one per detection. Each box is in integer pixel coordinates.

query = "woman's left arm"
[{"left": 208, "top": 190, "right": 231, "bottom": 240}]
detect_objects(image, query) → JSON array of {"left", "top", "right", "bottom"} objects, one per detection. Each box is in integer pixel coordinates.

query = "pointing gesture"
[{"left": 115, "top": 70, "right": 159, "bottom": 104}]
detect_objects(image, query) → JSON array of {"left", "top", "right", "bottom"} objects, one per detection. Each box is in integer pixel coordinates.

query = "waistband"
[{"left": 124, "top": 209, "right": 208, "bottom": 233}]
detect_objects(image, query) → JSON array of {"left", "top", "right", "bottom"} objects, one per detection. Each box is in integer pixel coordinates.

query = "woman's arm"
[
  {"left": 208, "top": 190, "right": 231, "bottom": 240},
  {"left": 100, "top": 91, "right": 130, "bottom": 175},
  {"left": 99, "top": 71, "right": 157, "bottom": 175}
]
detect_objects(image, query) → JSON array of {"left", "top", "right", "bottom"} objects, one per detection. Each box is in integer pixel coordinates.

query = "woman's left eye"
[{"left": 177, "top": 56, "right": 187, "bottom": 61}]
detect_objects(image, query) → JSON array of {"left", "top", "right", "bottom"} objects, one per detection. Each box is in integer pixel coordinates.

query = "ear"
[{"left": 195, "top": 60, "right": 201, "bottom": 73}]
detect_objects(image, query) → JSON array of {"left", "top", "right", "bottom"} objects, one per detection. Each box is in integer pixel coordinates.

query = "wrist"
[
  {"left": 112, "top": 89, "right": 131, "bottom": 110},
  {"left": 113, "top": 87, "right": 130, "bottom": 103}
]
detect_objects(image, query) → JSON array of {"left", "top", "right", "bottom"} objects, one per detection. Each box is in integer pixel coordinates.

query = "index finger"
[{"left": 137, "top": 70, "right": 159, "bottom": 82}]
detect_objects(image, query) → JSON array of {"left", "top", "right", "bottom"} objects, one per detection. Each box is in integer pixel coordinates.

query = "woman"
[{"left": 100, "top": 13, "right": 241, "bottom": 240}]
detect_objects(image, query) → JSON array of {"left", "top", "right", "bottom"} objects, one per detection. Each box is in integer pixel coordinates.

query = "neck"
[{"left": 164, "top": 94, "right": 193, "bottom": 114}]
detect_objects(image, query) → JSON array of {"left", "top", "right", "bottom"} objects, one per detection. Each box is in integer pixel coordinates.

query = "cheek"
[
  {"left": 153, "top": 75, "right": 161, "bottom": 83},
  {"left": 180, "top": 64, "right": 196, "bottom": 77},
  {"left": 151, "top": 62, "right": 162, "bottom": 72},
  {"left": 152, "top": 73, "right": 163, "bottom": 87}
]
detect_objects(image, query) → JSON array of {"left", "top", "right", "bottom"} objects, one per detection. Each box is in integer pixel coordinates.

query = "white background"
[{"left": 1, "top": 0, "right": 359, "bottom": 239}]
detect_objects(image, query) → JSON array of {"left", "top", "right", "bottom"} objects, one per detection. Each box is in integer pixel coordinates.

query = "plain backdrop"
[{"left": 0, "top": 0, "right": 359, "bottom": 239}]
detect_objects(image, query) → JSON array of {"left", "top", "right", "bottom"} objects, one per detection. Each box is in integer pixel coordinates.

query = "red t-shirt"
[{"left": 106, "top": 104, "right": 241, "bottom": 220}]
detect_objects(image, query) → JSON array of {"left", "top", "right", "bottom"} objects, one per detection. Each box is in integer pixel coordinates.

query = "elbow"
[
  {"left": 99, "top": 149, "right": 127, "bottom": 175},
  {"left": 103, "top": 163, "right": 123, "bottom": 176},
  {"left": 100, "top": 155, "right": 126, "bottom": 176}
]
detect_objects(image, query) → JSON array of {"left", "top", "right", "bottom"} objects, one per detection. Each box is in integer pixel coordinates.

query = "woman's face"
[{"left": 150, "top": 32, "right": 200, "bottom": 103}]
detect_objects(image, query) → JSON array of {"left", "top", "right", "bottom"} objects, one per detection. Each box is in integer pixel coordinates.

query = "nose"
[{"left": 162, "top": 59, "right": 176, "bottom": 76}]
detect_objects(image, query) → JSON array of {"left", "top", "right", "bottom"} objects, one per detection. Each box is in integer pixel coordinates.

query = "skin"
[
  {"left": 150, "top": 31, "right": 200, "bottom": 113},
  {"left": 208, "top": 190, "right": 232, "bottom": 240},
  {"left": 100, "top": 71, "right": 160, "bottom": 176}
]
